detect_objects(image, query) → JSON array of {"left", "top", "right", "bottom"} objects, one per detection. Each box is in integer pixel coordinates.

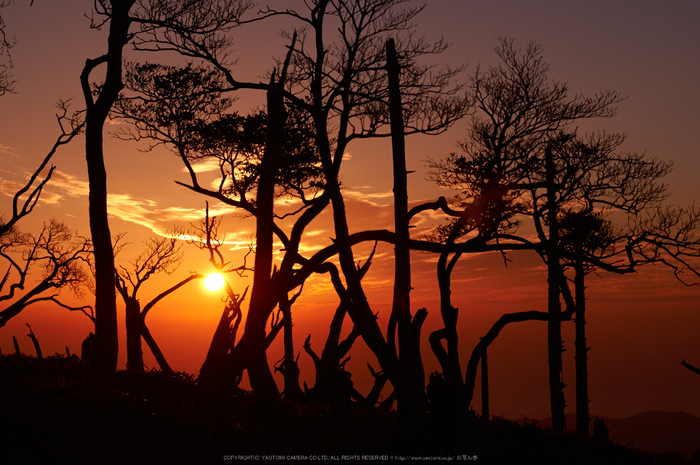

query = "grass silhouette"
[{"left": 0, "top": 354, "right": 694, "bottom": 464}]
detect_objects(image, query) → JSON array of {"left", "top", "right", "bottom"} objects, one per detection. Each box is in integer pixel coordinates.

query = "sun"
[{"left": 203, "top": 272, "right": 226, "bottom": 292}]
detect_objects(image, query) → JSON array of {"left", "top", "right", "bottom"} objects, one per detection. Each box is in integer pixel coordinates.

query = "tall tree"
[
  {"left": 254, "top": 0, "right": 467, "bottom": 418},
  {"left": 558, "top": 210, "right": 614, "bottom": 436},
  {"left": 79, "top": 0, "right": 253, "bottom": 401},
  {"left": 80, "top": 0, "right": 136, "bottom": 400}
]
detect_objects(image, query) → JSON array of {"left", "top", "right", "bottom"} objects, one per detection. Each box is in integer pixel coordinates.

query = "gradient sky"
[{"left": 0, "top": 1, "right": 699, "bottom": 421}]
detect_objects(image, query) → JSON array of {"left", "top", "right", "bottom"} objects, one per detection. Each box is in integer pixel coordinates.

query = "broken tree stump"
[{"left": 26, "top": 324, "right": 43, "bottom": 360}]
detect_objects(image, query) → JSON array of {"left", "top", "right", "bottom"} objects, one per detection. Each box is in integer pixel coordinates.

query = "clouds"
[
  {"left": 182, "top": 157, "right": 221, "bottom": 175},
  {"left": 0, "top": 168, "right": 248, "bottom": 240},
  {"left": 0, "top": 169, "right": 64, "bottom": 205},
  {"left": 46, "top": 170, "right": 89, "bottom": 198},
  {"left": 0, "top": 177, "right": 28, "bottom": 199},
  {"left": 0, "top": 142, "right": 19, "bottom": 158}
]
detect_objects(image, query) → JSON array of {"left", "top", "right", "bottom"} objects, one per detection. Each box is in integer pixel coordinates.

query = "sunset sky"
[{"left": 1, "top": 0, "right": 699, "bottom": 422}]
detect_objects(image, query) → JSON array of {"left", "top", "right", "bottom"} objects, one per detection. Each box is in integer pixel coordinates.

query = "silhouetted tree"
[
  {"left": 0, "top": 0, "right": 15, "bottom": 97},
  {"left": 250, "top": 0, "right": 467, "bottom": 419},
  {"left": 301, "top": 253, "right": 375, "bottom": 410},
  {"left": 114, "top": 233, "right": 203, "bottom": 373},
  {"left": 80, "top": 0, "right": 133, "bottom": 401},
  {"left": 0, "top": 101, "right": 83, "bottom": 239},
  {"left": 537, "top": 130, "right": 699, "bottom": 436},
  {"left": 0, "top": 219, "right": 92, "bottom": 327},
  {"left": 559, "top": 210, "right": 614, "bottom": 437},
  {"left": 187, "top": 204, "right": 252, "bottom": 432},
  {"left": 426, "top": 38, "right": 691, "bottom": 433},
  {"left": 115, "top": 0, "right": 467, "bottom": 419},
  {"left": 428, "top": 38, "right": 618, "bottom": 429},
  {"left": 113, "top": 56, "right": 325, "bottom": 414},
  {"left": 0, "top": 95, "right": 91, "bottom": 339},
  {"left": 79, "top": 0, "right": 253, "bottom": 403}
]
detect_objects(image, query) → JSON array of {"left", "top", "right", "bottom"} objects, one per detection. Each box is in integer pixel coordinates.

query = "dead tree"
[
  {"left": 301, "top": 257, "right": 373, "bottom": 410},
  {"left": 254, "top": 0, "right": 467, "bottom": 420},
  {"left": 0, "top": 220, "right": 92, "bottom": 328},
  {"left": 26, "top": 324, "right": 42, "bottom": 360},
  {"left": 79, "top": 0, "right": 254, "bottom": 404},
  {"left": 115, "top": 0, "right": 467, "bottom": 419},
  {"left": 0, "top": 0, "right": 15, "bottom": 97},
  {"left": 0, "top": 101, "right": 83, "bottom": 239},
  {"left": 426, "top": 38, "right": 690, "bottom": 433},
  {"left": 114, "top": 233, "right": 202, "bottom": 373}
]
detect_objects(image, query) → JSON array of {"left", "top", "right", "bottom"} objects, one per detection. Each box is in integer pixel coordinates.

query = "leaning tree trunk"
[
  {"left": 80, "top": 0, "right": 135, "bottom": 402},
  {"left": 140, "top": 320, "right": 172, "bottom": 374},
  {"left": 139, "top": 273, "right": 203, "bottom": 375},
  {"left": 26, "top": 324, "right": 43, "bottom": 360}
]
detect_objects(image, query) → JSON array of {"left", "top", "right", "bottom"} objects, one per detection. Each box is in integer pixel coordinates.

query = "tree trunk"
[
  {"left": 429, "top": 226, "right": 466, "bottom": 417},
  {"left": 81, "top": 0, "right": 135, "bottom": 402},
  {"left": 240, "top": 73, "right": 286, "bottom": 413},
  {"left": 481, "top": 349, "right": 489, "bottom": 419},
  {"left": 575, "top": 260, "right": 590, "bottom": 437},
  {"left": 137, "top": 273, "right": 203, "bottom": 375},
  {"left": 310, "top": 4, "right": 401, "bottom": 412},
  {"left": 408, "top": 307, "right": 428, "bottom": 415},
  {"left": 124, "top": 298, "right": 144, "bottom": 372},
  {"left": 280, "top": 294, "right": 303, "bottom": 401},
  {"left": 140, "top": 319, "right": 172, "bottom": 374},
  {"left": 545, "top": 143, "right": 566, "bottom": 432},
  {"left": 12, "top": 335, "right": 20, "bottom": 356},
  {"left": 26, "top": 324, "right": 43, "bottom": 360},
  {"left": 433, "top": 227, "right": 464, "bottom": 389},
  {"left": 196, "top": 298, "right": 242, "bottom": 431},
  {"left": 387, "top": 38, "right": 426, "bottom": 419}
]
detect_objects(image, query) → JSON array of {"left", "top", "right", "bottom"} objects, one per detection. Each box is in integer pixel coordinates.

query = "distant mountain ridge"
[{"left": 516, "top": 411, "right": 700, "bottom": 457}]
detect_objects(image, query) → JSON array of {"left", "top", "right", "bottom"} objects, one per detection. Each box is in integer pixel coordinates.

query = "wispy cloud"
[
  {"left": 107, "top": 195, "right": 245, "bottom": 237},
  {"left": 48, "top": 171, "right": 90, "bottom": 197},
  {"left": 0, "top": 178, "right": 28, "bottom": 198},
  {"left": 183, "top": 158, "right": 221, "bottom": 174},
  {"left": 22, "top": 170, "right": 247, "bottom": 238},
  {"left": 0, "top": 174, "right": 63, "bottom": 204},
  {"left": 343, "top": 188, "right": 394, "bottom": 206},
  {"left": 0, "top": 143, "right": 19, "bottom": 158}
]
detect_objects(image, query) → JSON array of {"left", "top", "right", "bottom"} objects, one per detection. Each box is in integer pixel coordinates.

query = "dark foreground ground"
[{"left": 0, "top": 354, "right": 696, "bottom": 465}]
